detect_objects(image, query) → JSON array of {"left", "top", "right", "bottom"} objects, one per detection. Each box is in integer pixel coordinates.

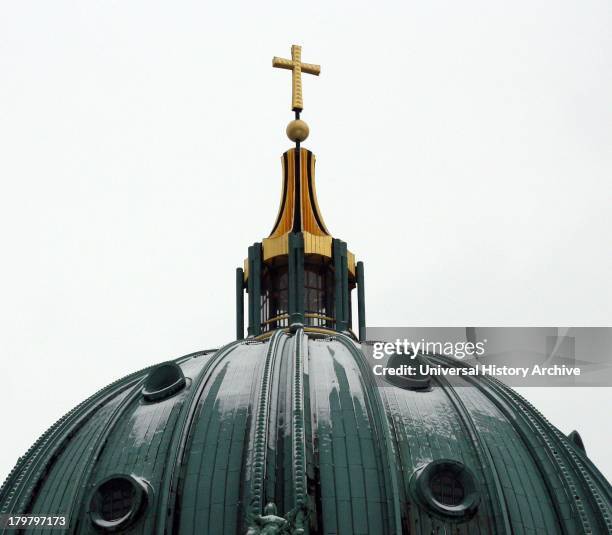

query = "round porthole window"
[
  {"left": 411, "top": 459, "right": 480, "bottom": 521},
  {"left": 382, "top": 352, "right": 431, "bottom": 391},
  {"left": 142, "top": 362, "right": 186, "bottom": 402},
  {"left": 89, "top": 474, "right": 149, "bottom": 531}
]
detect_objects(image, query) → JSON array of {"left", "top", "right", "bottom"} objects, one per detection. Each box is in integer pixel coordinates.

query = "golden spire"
[{"left": 273, "top": 44, "right": 320, "bottom": 112}]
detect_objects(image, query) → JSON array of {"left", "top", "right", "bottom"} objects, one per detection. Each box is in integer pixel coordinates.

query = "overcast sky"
[{"left": 0, "top": 1, "right": 610, "bottom": 484}]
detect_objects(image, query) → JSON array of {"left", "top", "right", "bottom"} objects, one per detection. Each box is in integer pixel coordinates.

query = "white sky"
[{"left": 1, "top": 1, "right": 611, "bottom": 485}]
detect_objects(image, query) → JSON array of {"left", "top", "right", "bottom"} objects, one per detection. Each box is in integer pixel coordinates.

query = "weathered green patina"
[{"left": 1, "top": 332, "right": 611, "bottom": 534}]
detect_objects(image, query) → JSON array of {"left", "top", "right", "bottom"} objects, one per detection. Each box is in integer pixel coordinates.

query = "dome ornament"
[
  {"left": 273, "top": 44, "right": 320, "bottom": 113},
  {"left": 273, "top": 44, "right": 320, "bottom": 142},
  {"left": 245, "top": 502, "right": 308, "bottom": 535},
  {"left": 286, "top": 119, "right": 309, "bottom": 143}
]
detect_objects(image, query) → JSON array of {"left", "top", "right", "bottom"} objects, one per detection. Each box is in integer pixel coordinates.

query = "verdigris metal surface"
[{"left": 1, "top": 332, "right": 611, "bottom": 534}]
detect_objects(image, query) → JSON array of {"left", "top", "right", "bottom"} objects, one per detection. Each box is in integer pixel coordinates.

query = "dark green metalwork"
[
  {"left": 2, "top": 333, "right": 611, "bottom": 534},
  {"left": 247, "top": 330, "right": 284, "bottom": 525},
  {"left": 288, "top": 232, "right": 305, "bottom": 326},
  {"left": 156, "top": 341, "right": 243, "bottom": 535},
  {"left": 333, "top": 239, "right": 350, "bottom": 332},
  {"left": 332, "top": 239, "right": 342, "bottom": 332},
  {"left": 432, "top": 372, "right": 512, "bottom": 533},
  {"left": 335, "top": 334, "right": 403, "bottom": 533},
  {"left": 341, "top": 246, "right": 349, "bottom": 331},
  {"left": 427, "top": 353, "right": 612, "bottom": 534},
  {"left": 356, "top": 261, "right": 366, "bottom": 341},
  {"left": 290, "top": 329, "right": 308, "bottom": 532},
  {"left": 236, "top": 267, "right": 244, "bottom": 340},
  {"left": 332, "top": 240, "right": 341, "bottom": 332},
  {"left": 247, "top": 246, "right": 255, "bottom": 336},
  {"left": 247, "top": 243, "right": 262, "bottom": 337}
]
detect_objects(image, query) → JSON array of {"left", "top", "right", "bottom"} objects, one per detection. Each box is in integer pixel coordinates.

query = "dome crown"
[{"left": 236, "top": 44, "right": 364, "bottom": 341}]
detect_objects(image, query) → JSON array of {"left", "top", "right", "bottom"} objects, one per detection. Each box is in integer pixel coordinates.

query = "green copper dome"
[
  {"left": 1, "top": 329, "right": 611, "bottom": 534},
  {"left": 2, "top": 44, "right": 611, "bottom": 535}
]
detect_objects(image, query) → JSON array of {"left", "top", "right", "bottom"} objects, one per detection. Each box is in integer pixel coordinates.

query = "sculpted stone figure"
[{"left": 245, "top": 503, "right": 305, "bottom": 535}]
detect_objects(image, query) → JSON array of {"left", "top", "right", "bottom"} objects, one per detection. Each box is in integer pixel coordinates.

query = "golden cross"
[{"left": 272, "top": 45, "right": 321, "bottom": 112}]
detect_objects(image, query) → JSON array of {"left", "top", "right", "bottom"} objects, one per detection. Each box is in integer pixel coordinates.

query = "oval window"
[
  {"left": 89, "top": 474, "right": 149, "bottom": 531},
  {"left": 382, "top": 352, "right": 431, "bottom": 391},
  {"left": 142, "top": 362, "right": 186, "bottom": 402},
  {"left": 410, "top": 459, "right": 480, "bottom": 521}
]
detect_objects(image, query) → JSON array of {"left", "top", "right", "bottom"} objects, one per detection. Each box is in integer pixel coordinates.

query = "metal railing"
[{"left": 260, "top": 312, "right": 336, "bottom": 333}]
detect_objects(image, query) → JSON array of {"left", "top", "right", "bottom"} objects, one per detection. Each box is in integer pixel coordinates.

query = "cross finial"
[{"left": 273, "top": 45, "right": 320, "bottom": 112}]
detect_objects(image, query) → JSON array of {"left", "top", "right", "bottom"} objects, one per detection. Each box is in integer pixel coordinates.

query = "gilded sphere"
[{"left": 286, "top": 119, "right": 309, "bottom": 142}]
